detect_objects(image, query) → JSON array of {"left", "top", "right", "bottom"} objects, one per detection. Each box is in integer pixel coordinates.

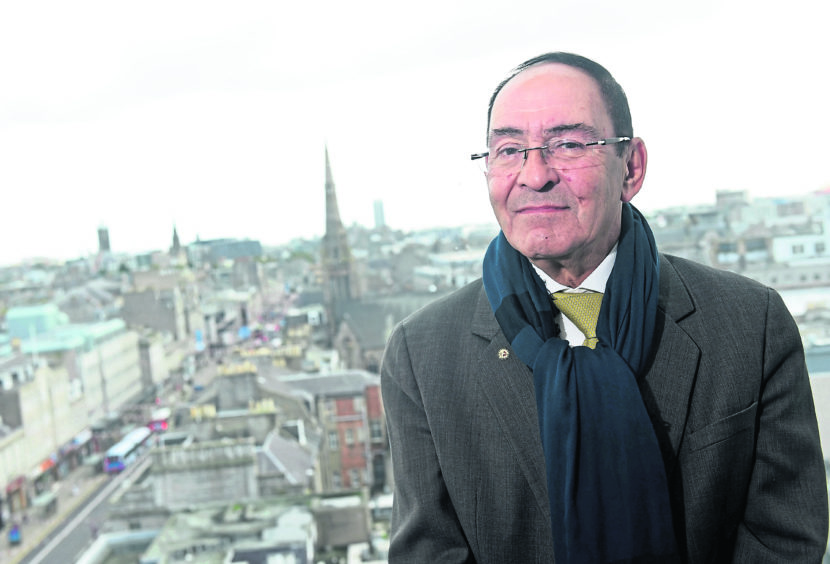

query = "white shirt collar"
[{"left": 531, "top": 244, "right": 617, "bottom": 294}]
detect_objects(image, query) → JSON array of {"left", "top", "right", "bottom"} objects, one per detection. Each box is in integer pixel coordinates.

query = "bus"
[
  {"left": 147, "top": 407, "right": 172, "bottom": 432},
  {"left": 103, "top": 426, "right": 152, "bottom": 474}
]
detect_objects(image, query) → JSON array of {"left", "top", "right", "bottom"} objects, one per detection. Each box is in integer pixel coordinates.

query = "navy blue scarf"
[{"left": 483, "top": 204, "right": 678, "bottom": 563}]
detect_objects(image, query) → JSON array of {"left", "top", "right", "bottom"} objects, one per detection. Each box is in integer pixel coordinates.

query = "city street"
[{"left": 2, "top": 456, "right": 149, "bottom": 564}]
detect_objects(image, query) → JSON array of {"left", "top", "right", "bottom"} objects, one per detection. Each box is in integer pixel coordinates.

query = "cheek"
[
  {"left": 559, "top": 171, "right": 576, "bottom": 184},
  {"left": 569, "top": 170, "right": 612, "bottom": 201},
  {"left": 487, "top": 175, "right": 516, "bottom": 205}
]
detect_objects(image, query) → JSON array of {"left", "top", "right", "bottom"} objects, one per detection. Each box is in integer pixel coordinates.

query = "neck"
[
  {"left": 531, "top": 242, "right": 617, "bottom": 288},
  {"left": 533, "top": 263, "right": 594, "bottom": 288}
]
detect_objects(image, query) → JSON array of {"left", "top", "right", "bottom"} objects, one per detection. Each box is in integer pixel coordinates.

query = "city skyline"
[
  {"left": 5, "top": 182, "right": 829, "bottom": 270},
  {"left": 2, "top": 1, "right": 829, "bottom": 266}
]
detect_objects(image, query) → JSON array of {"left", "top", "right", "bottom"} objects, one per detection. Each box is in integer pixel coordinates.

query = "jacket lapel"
[
  {"left": 640, "top": 255, "right": 701, "bottom": 476},
  {"left": 468, "top": 255, "right": 702, "bottom": 506},
  {"left": 470, "top": 284, "right": 551, "bottom": 520}
]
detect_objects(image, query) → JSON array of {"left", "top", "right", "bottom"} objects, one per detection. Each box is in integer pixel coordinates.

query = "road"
[{"left": 20, "top": 457, "right": 151, "bottom": 564}]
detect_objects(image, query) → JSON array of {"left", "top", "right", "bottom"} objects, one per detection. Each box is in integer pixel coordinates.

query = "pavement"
[
  {"left": 0, "top": 359, "right": 216, "bottom": 564},
  {"left": 1, "top": 463, "right": 108, "bottom": 564}
]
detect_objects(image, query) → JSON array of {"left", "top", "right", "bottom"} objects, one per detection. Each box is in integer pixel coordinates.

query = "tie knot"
[{"left": 551, "top": 292, "right": 604, "bottom": 348}]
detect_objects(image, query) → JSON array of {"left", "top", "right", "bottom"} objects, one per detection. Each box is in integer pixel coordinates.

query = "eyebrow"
[
  {"left": 489, "top": 126, "right": 524, "bottom": 141},
  {"left": 545, "top": 123, "right": 602, "bottom": 138},
  {"left": 489, "top": 122, "right": 603, "bottom": 143}
]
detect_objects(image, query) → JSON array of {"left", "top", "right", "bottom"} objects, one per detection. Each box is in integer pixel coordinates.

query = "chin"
[
  {"left": 511, "top": 239, "right": 570, "bottom": 263},
  {"left": 503, "top": 225, "right": 559, "bottom": 250}
]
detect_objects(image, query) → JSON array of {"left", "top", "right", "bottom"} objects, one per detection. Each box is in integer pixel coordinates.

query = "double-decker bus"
[{"left": 103, "top": 426, "right": 152, "bottom": 474}]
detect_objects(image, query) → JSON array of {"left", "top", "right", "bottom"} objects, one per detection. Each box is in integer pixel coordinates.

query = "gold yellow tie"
[{"left": 551, "top": 292, "right": 604, "bottom": 349}]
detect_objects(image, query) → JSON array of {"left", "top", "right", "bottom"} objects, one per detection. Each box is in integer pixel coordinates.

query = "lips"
[{"left": 515, "top": 203, "right": 569, "bottom": 214}]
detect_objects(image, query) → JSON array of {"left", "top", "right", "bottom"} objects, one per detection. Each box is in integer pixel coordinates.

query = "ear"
[{"left": 620, "top": 137, "right": 647, "bottom": 203}]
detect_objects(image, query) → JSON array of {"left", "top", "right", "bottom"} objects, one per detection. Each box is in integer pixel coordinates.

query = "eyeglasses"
[{"left": 470, "top": 137, "right": 630, "bottom": 176}]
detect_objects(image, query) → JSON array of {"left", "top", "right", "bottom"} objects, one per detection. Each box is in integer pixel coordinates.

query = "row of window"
[
  {"left": 331, "top": 468, "right": 367, "bottom": 489},
  {"left": 769, "top": 271, "right": 829, "bottom": 285},
  {"left": 791, "top": 242, "right": 827, "bottom": 255},
  {"left": 323, "top": 396, "right": 366, "bottom": 415},
  {"left": 717, "top": 241, "right": 827, "bottom": 257},
  {"left": 327, "top": 421, "right": 384, "bottom": 450},
  {"left": 328, "top": 427, "right": 362, "bottom": 449}
]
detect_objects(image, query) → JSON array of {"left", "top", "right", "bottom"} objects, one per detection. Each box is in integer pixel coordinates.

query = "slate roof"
[
  {"left": 259, "top": 431, "right": 315, "bottom": 486},
  {"left": 277, "top": 370, "right": 379, "bottom": 398},
  {"left": 339, "top": 291, "right": 451, "bottom": 351}
]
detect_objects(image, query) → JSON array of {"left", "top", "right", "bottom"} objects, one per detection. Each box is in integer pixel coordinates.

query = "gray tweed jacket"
[{"left": 381, "top": 254, "right": 827, "bottom": 563}]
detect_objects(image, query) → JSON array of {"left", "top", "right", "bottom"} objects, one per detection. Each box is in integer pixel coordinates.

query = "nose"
[{"left": 517, "top": 146, "right": 559, "bottom": 191}]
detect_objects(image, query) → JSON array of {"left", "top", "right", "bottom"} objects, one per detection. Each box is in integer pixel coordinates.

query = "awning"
[
  {"left": 29, "top": 455, "right": 57, "bottom": 480},
  {"left": 72, "top": 428, "right": 93, "bottom": 446},
  {"left": 62, "top": 428, "right": 93, "bottom": 453}
]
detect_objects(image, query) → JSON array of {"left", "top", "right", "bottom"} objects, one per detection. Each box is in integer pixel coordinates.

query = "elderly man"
[{"left": 380, "top": 52, "right": 828, "bottom": 563}]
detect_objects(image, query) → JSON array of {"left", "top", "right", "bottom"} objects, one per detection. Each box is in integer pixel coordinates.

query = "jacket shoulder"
[
  {"left": 661, "top": 253, "right": 771, "bottom": 298},
  {"left": 397, "top": 278, "right": 484, "bottom": 333}
]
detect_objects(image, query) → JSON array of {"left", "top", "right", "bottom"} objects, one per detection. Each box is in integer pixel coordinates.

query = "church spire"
[
  {"left": 171, "top": 224, "right": 181, "bottom": 255},
  {"left": 324, "top": 146, "right": 344, "bottom": 234},
  {"left": 321, "top": 146, "right": 356, "bottom": 336}
]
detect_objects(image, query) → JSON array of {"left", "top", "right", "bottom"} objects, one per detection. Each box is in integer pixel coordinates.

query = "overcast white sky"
[{"left": 1, "top": 0, "right": 828, "bottom": 266}]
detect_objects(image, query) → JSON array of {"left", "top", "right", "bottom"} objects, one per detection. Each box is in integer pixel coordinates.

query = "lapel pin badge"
[{"left": 498, "top": 348, "right": 510, "bottom": 360}]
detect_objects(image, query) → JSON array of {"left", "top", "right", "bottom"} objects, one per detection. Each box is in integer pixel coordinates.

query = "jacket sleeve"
[
  {"left": 732, "top": 288, "right": 828, "bottom": 562},
  {"left": 380, "top": 322, "right": 475, "bottom": 563}
]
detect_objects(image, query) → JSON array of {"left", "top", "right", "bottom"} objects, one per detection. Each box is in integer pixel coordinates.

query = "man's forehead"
[
  {"left": 496, "top": 62, "right": 600, "bottom": 100},
  {"left": 490, "top": 63, "right": 609, "bottom": 131}
]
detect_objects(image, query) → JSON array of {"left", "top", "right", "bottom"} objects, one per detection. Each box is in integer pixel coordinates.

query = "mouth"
[{"left": 515, "top": 204, "right": 569, "bottom": 214}]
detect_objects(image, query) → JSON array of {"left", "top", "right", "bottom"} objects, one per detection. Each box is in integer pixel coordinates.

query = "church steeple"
[
  {"left": 171, "top": 224, "right": 181, "bottom": 255},
  {"left": 324, "top": 147, "right": 344, "bottom": 234},
  {"left": 321, "top": 147, "right": 356, "bottom": 334}
]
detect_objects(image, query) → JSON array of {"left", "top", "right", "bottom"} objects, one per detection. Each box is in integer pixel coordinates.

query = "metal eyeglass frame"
[{"left": 470, "top": 136, "right": 631, "bottom": 171}]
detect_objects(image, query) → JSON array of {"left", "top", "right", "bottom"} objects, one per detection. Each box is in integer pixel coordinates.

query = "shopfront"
[
  {"left": 29, "top": 454, "right": 59, "bottom": 495},
  {"left": 59, "top": 428, "right": 94, "bottom": 472},
  {"left": 4, "top": 475, "right": 27, "bottom": 515}
]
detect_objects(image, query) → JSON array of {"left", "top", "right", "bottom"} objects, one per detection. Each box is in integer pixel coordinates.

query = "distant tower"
[
  {"left": 171, "top": 225, "right": 181, "bottom": 255},
  {"left": 321, "top": 147, "right": 356, "bottom": 333},
  {"left": 373, "top": 200, "right": 386, "bottom": 229},
  {"left": 97, "top": 226, "right": 111, "bottom": 253}
]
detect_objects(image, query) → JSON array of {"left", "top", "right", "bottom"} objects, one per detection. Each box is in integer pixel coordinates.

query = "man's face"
[{"left": 487, "top": 63, "right": 641, "bottom": 279}]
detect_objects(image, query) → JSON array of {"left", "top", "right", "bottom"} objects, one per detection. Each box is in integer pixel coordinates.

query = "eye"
[
  {"left": 550, "top": 139, "right": 587, "bottom": 158},
  {"left": 494, "top": 144, "right": 523, "bottom": 159},
  {"left": 556, "top": 139, "right": 585, "bottom": 150}
]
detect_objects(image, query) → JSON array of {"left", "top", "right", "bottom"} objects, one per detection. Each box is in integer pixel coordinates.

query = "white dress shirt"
[{"left": 531, "top": 246, "right": 617, "bottom": 347}]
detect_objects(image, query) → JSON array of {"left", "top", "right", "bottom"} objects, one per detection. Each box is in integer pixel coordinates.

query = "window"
[
  {"left": 777, "top": 201, "right": 805, "bottom": 217},
  {"left": 816, "top": 242, "right": 826, "bottom": 254},
  {"left": 324, "top": 399, "right": 336, "bottom": 415},
  {"left": 370, "top": 420, "right": 383, "bottom": 441},
  {"left": 744, "top": 238, "right": 766, "bottom": 252},
  {"left": 68, "top": 378, "right": 84, "bottom": 402},
  {"left": 345, "top": 428, "right": 354, "bottom": 446},
  {"left": 792, "top": 244, "right": 805, "bottom": 255},
  {"left": 328, "top": 431, "right": 339, "bottom": 450}
]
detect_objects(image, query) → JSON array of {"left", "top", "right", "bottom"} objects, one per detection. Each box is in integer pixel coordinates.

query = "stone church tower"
[{"left": 321, "top": 147, "right": 357, "bottom": 336}]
